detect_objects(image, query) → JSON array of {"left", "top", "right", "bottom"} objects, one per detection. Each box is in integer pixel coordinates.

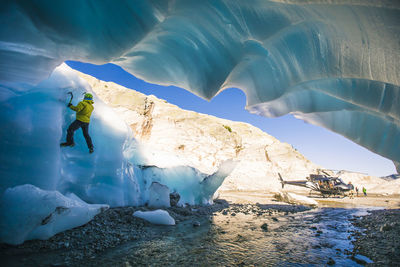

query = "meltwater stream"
[{"left": 95, "top": 206, "right": 371, "bottom": 266}]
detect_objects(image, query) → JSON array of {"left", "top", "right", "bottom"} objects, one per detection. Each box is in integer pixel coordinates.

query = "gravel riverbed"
[
  {"left": 0, "top": 199, "right": 311, "bottom": 266},
  {"left": 351, "top": 209, "right": 400, "bottom": 266},
  {"left": 2, "top": 194, "right": 399, "bottom": 267}
]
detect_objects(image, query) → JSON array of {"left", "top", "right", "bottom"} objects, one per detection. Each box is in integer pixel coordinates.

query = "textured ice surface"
[
  {"left": 0, "top": 64, "right": 232, "bottom": 206},
  {"left": 0, "top": 184, "right": 108, "bottom": 245},
  {"left": 133, "top": 209, "right": 175, "bottom": 226},
  {"left": 0, "top": 0, "right": 399, "bottom": 170},
  {"left": 0, "top": 64, "right": 141, "bottom": 207},
  {"left": 134, "top": 160, "right": 237, "bottom": 206},
  {"left": 148, "top": 182, "right": 171, "bottom": 208},
  {"left": 0, "top": 65, "right": 235, "bottom": 244}
]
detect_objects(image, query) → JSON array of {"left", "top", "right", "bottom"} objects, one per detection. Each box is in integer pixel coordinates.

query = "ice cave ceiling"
[{"left": 1, "top": 0, "right": 399, "bottom": 172}]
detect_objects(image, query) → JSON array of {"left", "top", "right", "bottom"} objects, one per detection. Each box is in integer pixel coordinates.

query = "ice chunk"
[
  {"left": 135, "top": 160, "right": 237, "bottom": 206},
  {"left": 274, "top": 191, "right": 318, "bottom": 207},
  {"left": 148, "top": 182, "right": 170, "bottom": 208},
  {"left": 200, "top": 160, "right": 238, "bottom": 204},
  {"left": 133, "top": 209, "right": 175, "bottom": 225},
  {"left": 0, "top": 184, "right": 108, "bottom": 245}
]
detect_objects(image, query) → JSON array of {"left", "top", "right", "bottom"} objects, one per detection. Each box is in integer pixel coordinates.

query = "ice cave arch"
[
  {"left": 1, "top": 0, "right": 400, "bottom": 245},
  {"left": 1, "top": 0, "right": 399, "bottom": 172}
]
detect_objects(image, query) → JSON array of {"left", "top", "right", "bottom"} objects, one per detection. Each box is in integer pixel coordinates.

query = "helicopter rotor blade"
[{"left": 278, "top": 173, "right": 284, "bottom": 189}]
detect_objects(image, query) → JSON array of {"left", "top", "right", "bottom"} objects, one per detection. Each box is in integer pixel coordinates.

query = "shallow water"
[{"left": 96, "top": 207, "right": 371, "bottom": 266}]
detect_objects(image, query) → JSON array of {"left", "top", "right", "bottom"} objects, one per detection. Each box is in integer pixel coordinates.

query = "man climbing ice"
[{"left": 60, "top": 93, "right": 94, "bottom": 153}]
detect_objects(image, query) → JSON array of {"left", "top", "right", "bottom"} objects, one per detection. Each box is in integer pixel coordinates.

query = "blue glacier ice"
[
  {"left": 0, "top": 64, "right": 237, "bottom": 244},
  {"left": 1, "top": 0, "right": 399, "bottom": 171},
  {"left": 0, "top": 184, "right": 109, "bottom": 245},
  {"left": 133, "top": 160, "right": 237, "bottom": 206},
  {"left": 0, "top": 0, "right": 399, "bottom": 243}
]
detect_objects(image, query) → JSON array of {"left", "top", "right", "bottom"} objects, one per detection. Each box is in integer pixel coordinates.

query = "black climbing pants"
[{"left": 66, "top": 120, "right": 93, "bottom": 149}]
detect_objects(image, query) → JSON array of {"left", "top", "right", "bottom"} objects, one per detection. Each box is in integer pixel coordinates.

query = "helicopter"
[{"left": 278, "top": 170, "right": 354, "bottom": 197}]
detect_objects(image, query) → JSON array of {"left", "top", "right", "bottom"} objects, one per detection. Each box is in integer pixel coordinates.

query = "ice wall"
[
  {"left": 0, "top": 64, "right": 140, "bottom": 206},
  {"left": 1, "top": 0, "right": 399, "bottom": 170},
  {"left": 133, "top": 160, "right": 237, "bottom": 206},
  {"left": 0, "top": 64, "right": 234, "bottom": 202},
  {"left": 0, "top": 65, "right": 236, "bottom": 244}
]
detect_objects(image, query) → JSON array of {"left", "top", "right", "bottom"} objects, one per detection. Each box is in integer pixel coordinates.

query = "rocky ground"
[
  {"left": 0, "top": 199, "right": 311, "bottom": 267},
  {"left": 1, "top": 192, "right": 399, "bottom": 266},
  {"left": 221, "top": 191, "right": 400, "bottom": 266},
  {"left": 350, "top": 209, "right": 400, "bottom": 266}
]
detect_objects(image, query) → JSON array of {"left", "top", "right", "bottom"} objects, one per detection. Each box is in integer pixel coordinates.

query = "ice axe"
[{"left": 67, "top": 92, "right": 73, "bottom": 105}]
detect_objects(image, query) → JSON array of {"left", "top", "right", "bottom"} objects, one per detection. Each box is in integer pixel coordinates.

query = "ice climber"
[{"left": 60, "top": 93, "right": 94, "bottom": 153}]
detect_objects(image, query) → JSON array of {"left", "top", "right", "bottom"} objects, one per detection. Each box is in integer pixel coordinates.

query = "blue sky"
[{"left": 66, "top": 61, "right": 396, "bottom": 177}]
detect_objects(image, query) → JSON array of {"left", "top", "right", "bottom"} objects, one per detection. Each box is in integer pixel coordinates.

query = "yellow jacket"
[{"left": 69, "top": 100, "right": 94, "bottom": 123}]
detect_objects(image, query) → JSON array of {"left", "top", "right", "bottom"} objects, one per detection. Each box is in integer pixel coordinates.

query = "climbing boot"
[{"left": 60, "top": 142, "right": 75, "bottom": 147}]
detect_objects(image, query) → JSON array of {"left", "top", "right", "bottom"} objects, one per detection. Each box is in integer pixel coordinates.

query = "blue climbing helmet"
[{"left": 84, "top": 93, "right": 93, "bottom": 101}]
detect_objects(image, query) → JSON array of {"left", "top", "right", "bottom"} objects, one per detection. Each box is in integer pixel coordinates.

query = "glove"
[{"left": 67, "top": 103, "right": 72, "bottom": 107}]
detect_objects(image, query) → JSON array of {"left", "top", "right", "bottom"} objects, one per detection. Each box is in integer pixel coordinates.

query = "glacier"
[
  {"left": 0, "top": 64, "right": 237, "bottom": 244},
  {"left": 1, "top": 0, "right": 399, "bottom": 172},
  {"left": 0, "top": 0, "right": 399, "bottom": 244}
]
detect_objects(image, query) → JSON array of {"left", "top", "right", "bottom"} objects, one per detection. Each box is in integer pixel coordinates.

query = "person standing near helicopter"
[{"left": 362, "top": 186, "right": 367, "bottom": 196}]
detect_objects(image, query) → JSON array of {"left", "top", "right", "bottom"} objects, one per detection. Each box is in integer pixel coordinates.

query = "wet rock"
[
  {"left": 327, "top": 257, "right": 335, "bottom": 265},
  {"left": 235, "top": 234, "right": 247, "bottom": 242},
  {"left": 351, "top": 209, "right": 400, "bottom": 266},
  {"left": 169, "top": 192, "right": 180, "bottom": 207},
  {"left": 379, "top": 223, "right": 392, "bottom": 232},
  {"left": 351, "top": 255, "right": 368, "bottom": 265},
  {"left": 193, "top": 221, "right": 201, "bottom": 227},
  {"left": 320, "top": 242, "right": 334, "bottom": 248},
  {"left": 261, "top": 223, "right": 268, "bottom": 231},
  {"left": 343, "top": 249, "right": 352, "bottom": 255}
]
